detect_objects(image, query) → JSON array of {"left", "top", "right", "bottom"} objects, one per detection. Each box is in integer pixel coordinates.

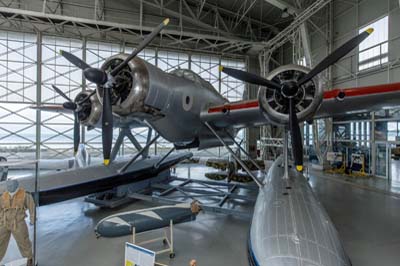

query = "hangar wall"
[
  {"left": 279, "top": 0, "right": 400, "bottom": 89},
  {"left": 309, "top": 0, "right": 400, "bottom": 89},
  {"left": 266, "top": 1, "right": 400, "bottom": 176}
]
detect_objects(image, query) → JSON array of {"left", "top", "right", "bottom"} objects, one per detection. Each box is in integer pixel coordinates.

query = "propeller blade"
[
  {"left": 298, "top": 28, "right": 374, "bottom": 86},
  {"left": 110, "top": 18, "right": 170, "bottom": 77},
  {"left": 102, "top": 87, "right": 113, "bottom": 166},
  {"left": 288, "top": 98, "right": 303, "bottom": 172},
  {"left": 83, "top": 68, "right": 108, "bottom": 85},
  {"left": 220, "top": 66, "right": 281, "bottom": 90},
  {"left": 51, "top": 85, "right": 73, "bottom": 103},
  {"left": 59, "top": 50, "right": 91, "bottom": 70},
  {"left": 77, "top": 90, "right": 96, "bottom": 105},
  {"left": 73, "top": 112, "right": 80, "bottom": 155}
]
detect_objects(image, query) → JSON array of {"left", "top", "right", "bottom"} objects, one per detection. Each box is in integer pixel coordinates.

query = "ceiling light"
[{"left": 281, "top": 8, "right": 290, "bottom": 18}]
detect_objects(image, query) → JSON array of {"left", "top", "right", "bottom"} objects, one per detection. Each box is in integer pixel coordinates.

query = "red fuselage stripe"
[{"left": 207, "top": 82, "right": 400, "bottom": 113}]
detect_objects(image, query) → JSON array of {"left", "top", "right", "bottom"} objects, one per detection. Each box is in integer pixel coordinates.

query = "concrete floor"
[{"left": 2, "top": 164, "right": 400, "bottom": 266}]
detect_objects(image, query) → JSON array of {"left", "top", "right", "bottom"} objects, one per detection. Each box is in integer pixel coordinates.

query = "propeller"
[
  {"left": 60, "top": 18, "right": 170, "bottom": 165},
  {"left": 288, "top": 98, "right": 303, "bottom": 171},
  {"left": 220, "top": 28, "right": 374, "bottom": 171},
  {"left": 50, "top": 85, "right": 80, "bottom": 155},
  {"left": 297, "top": 28, "right": 374, "bottom": 87},
  {"left": 220, "top": 66, "right": 281, "bottom": 90}
]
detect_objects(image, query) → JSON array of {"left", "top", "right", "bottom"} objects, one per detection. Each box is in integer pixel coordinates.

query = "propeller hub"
[
  {"left": 84, "top": 68, "right": 108, "bottom": 85},
  {"left": 63, "top": 102, "right": 77, "bottom": 111},
  {"left": 281, "top": 81, "right": 299, "bottom": 98}
]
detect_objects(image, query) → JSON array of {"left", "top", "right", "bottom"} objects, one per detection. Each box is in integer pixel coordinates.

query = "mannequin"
[
  {"left": 0, "top": 180, "right": 35, "bottom": 266},
  {"left": 6, "top": 180, "right": 18, "bottom": 197}
]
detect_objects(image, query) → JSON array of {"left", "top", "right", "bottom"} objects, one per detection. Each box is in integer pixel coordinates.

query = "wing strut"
[
  {"left": 204, "top": 122, "right": 264, "bottom": 188},
  {"left": 224, "top": 131, "right": 265, "bottom": 173},
  {"left": 118, "top": 133, "right": 160, "bottom": 174}
]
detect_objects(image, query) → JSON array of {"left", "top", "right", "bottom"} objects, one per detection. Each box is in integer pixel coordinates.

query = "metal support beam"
[
  {"left": 136, "top": 0, "right": 236, "bottom": 38},
  {"left": 144, "top": 128, "right": 153, "bottom": 157},
  {"left": 264, "top": 0, "right": 297, "bottom": 14},
  {"left": 154, "top": 147, "right": 176, "bottom": 169},
  {"left": 299, "top": 23, "right": 312, "bottom": 66},
  {"left": 371, "top": 112, "right": 376, "bottom": 175},
  {"left": 204, "top": 122, "right": 264, "bottom": 188},
  {"left": 0, "top": 6, "right": 257, "bottom": 54},
  {"left": 119, "top": 134, "right": 160, "bottom": 173},
  {"left": 265, "top": 0, "right": 313, "bottom": 66},
  {"left": 42, "top": 0, "right": 63, "bottom": 14},
  {"left": 225, "top": 131, "right": 264, "bottom": 172},
  {"left": 125, "top": 131, "right": 144, "bottom": 152},
  {"left": 36, "top": 32, "right": 42, "bottom": 162},
  {"left": 110, "top": 127, "right": 144, "bottom": 161},
  {"left": 262, "top": 0, "right": 331, "bottom": 54},
  {"left": 34, "top": 32, "right": 42, "bottom": 266}
]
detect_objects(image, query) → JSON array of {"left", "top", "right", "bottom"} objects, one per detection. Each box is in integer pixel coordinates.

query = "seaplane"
[{"left": 2, "top": 18, "right": 398, "bottom": 265}]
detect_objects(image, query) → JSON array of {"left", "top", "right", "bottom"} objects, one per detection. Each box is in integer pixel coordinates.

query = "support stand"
[
  {"left": 204, "top": 122, "right": 264, "bottom": 188},
  {"left": 131, "top": 219, "right": 175, "bottom": 263}
]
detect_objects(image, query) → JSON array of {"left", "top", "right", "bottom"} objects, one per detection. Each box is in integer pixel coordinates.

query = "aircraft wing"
[
  {"left": 31, "top": 104, "right": 73, "bottom": 114},
  {"left": 0, "top": 152, "right": 192, "bottom": 205},
  {"left": 201, "top": 82, "right": 400, "bottom": 128}
]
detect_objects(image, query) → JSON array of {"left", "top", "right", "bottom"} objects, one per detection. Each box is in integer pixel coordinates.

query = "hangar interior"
[{"left": 0, "top": 0, "right": 400, "bottom": 266}]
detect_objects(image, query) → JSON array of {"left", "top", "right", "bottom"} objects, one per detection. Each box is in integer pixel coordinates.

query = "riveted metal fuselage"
[
  {"left": 100, "top": 54, "right": 234, "bottom": 149},
  {"left": 249, "top": 157, "right": 351, "bottom": 266}
]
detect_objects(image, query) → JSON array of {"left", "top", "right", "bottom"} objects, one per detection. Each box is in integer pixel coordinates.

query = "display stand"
[{"left": 131, "top": 219, "right": 175, "bottom": 265}]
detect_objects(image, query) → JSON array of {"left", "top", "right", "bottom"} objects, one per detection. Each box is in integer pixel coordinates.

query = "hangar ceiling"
[{"left": 0, "top": 0, "right": 328, "bottom": 54}]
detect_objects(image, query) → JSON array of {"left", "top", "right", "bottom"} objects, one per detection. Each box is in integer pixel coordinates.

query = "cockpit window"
[{"left": 170, "top": 69, "right": 217, "bottom": 93}]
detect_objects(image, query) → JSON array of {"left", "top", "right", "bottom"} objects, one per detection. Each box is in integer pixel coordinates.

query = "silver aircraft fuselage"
[
  {"left": 101, "top": 54, "right": 235, "bottom": 150},
  {"left": 249, "top": 157, "right": 351, "bottom": 266}
]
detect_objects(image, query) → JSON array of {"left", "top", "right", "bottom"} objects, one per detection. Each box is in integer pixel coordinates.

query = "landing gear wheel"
[
  {"left": 163, "top": 239, "right": 168, "bottom": 245},
  {"left": 169, "top": 253, "right": 175, "bottom": 259}
]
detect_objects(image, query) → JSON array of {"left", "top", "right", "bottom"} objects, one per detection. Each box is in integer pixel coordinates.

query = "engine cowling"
[
  {"left": 258, "top": 64, "right": 323, "bottom": 125},
  {"left": 74, "top": 90, "right": 102, "bottom": 128},
  {"left": 97, "top": 54, "right": 153, "bottom": 117}
]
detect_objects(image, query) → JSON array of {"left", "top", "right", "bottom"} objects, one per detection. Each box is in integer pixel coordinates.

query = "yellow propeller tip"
[
  {"left": 296, "top": 165, "right": 303, "bottom": 172},
  {"left": 104, "top": 159, "right": 110, "bottom": 166},
  {"left": 219, "top": 65, "right": 224, "bottom": 72},
  {"left": 366, "top": 28, "right": 374, "bottom": 34},
  {"left": 163, "top": 18, "right": 170, "bottom": 25}
]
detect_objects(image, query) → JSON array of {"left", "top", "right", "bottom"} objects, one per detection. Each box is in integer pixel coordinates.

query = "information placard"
[{"left": 125, "top": 242, "right": 155, "bottom": 266}]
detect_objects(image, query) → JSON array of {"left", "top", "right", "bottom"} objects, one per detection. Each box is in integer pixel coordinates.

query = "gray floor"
[{"left": 2, "top": 164, "right": 400, "bottom": 266}]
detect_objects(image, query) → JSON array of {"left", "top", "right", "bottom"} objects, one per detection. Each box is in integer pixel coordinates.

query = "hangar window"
[
  {"left": 350, "top": 121, "right": 370, "bottom": 147},
  {"left": 297, "top": 56, "right": 307, "bottom": 67},
  {"left": 388, "top": 122, "right": 399, "bottom": 141},
  {"left": 358, "top": 16, "right": 389, "bottom": 71},
  {"left": 304, "top": 124, "right": 313, "bottom": 146}
]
